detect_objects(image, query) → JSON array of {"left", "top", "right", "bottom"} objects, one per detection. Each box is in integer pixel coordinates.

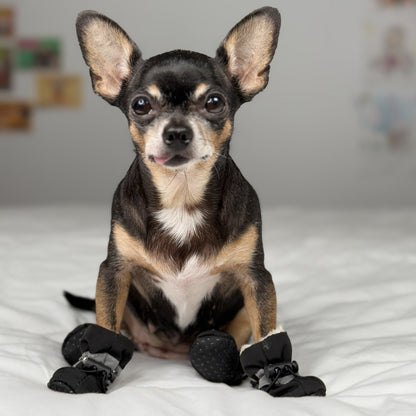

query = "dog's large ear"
[
  {"left": 216, "top": 7, "right": 280, "bottom": 101},
  {"left": 76, "top": 11, "right": 142, "bottom": 104}
]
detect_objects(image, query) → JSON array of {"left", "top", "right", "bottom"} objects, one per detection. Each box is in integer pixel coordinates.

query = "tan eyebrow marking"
[
  {"left": 193, "top": 83, "right": 210, "bottom": 100},
  {"left": 146, "top": 84, "right": 163, "bottom": 101}
]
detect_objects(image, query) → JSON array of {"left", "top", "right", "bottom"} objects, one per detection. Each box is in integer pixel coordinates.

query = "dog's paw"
[
  {"left": 50, "top": 324, "right": 136, "bottom": 394},
  {"left": 47, "top": 366, "right": 108, "bottom": 394},
  {"left": 190, "top": 330, "right": 244, "bottom": 385},
  {"left": 61, "top": 323, "right": 92, "bottom": 365},
  {"left": 240, "top": 332, "right": 326, "bottom": 397}
]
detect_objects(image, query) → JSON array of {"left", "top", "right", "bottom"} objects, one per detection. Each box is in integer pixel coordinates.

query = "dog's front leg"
[
  {"left": 95, "top": 260, "right": 131, "bottom": 333},
  {"left": 239, "top": 266, "right": 326, "bottom": 397},
  {"left": 48, "top": 261, "right": 135, "bottom": 394},
  {"left": 241, "top": 266, "right": 278, "bottom": 343}
]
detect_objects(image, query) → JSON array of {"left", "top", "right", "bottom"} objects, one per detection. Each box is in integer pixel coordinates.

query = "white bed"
[{"left": 1, "top": 205, "right": 415, "bottom": 415}]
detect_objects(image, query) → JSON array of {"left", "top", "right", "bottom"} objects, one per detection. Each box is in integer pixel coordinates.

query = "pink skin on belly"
[{"left": 122, "top": 307, "right": 191, "bottom": 360}]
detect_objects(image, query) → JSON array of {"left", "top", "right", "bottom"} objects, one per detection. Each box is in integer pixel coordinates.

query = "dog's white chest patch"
[
  {"left": 156, "top": 255, "right": 220, "bottom": 330},
  {"left": 155, "top": 207, "right": 204, "bottom": 244}
]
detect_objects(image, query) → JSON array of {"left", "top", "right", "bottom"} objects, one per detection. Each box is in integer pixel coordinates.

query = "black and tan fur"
[{"left": 76, "top": 7, "right": 281, "bottom": 359}]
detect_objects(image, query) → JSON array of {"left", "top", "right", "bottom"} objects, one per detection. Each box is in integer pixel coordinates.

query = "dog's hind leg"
[
  {"left": 189, "top": 307, "right": 251, "bottom": 386},
  {"left": 223, "top": 307, "right": 252, "bottom": 350}
]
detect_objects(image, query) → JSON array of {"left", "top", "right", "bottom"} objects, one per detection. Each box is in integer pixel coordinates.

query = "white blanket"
[{"left": 1, "top": 206, "right": 415, "bottom": 415}]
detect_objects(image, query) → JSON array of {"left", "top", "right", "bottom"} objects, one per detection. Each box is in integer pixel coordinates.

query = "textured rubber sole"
[{"left": 190, "top": 330, "right": 244, "bottom": 386}]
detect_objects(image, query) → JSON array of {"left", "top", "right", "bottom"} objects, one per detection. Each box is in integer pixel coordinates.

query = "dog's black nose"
[{"left": 162, "top": 123, "right": 193, "bottom": 151}]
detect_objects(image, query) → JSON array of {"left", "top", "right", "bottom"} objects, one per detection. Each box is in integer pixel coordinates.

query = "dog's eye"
[
  {"left": 205, "top": 95, "right": 225, "bottom": 113},
  {"left": 132, "top": 97, "right": 152, "bottom": 115}
]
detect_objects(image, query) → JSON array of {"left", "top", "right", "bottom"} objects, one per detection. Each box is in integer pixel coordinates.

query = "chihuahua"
[{"left": 47, "top": 7, "right": 326, "bottom": 397}]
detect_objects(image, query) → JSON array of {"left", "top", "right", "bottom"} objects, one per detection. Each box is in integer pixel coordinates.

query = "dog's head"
[{"left": 76, "top": 7, "right": 280, "bottom": 172}]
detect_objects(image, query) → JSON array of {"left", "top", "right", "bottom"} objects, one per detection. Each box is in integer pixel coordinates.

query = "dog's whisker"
[
  {"left": 183, "top": 171, "right": 191, "bottom": 199},
  {"left": 212, "top": 151, "right": 232, "bottom": 161},
  {"left": 165, "top": 171, "right": 179, "bottom": 190}
]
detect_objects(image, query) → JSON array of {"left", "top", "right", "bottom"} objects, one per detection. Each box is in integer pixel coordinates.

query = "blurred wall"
[{"left": 0, "top": 0, "right": 415, "bottom": 207}]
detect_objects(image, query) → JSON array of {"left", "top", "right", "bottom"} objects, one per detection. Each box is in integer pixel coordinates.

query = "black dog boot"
[
  {"left": 61, "top": 323, "right": 90, "bottom": 365},
  {"left": 190, "top": 330, "right": 244, "bottom": 386},
  {"left": 48, "top": 324, "right": 135, "bottom": 394},
  {"left": 240, "top": 331, "right": 326, "bottom": 397}
]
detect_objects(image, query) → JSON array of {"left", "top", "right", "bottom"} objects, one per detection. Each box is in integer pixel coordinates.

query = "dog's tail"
[{"left": 64, "top": 291, "right": 96, "bottom": 312}]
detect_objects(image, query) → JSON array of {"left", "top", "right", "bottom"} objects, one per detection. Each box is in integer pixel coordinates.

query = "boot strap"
[
  {"left": 252, "top": 361, "right": 299, "bottom": 391},
  {"left": 74, "top": 351, "right": 121, "bottom": 386}
]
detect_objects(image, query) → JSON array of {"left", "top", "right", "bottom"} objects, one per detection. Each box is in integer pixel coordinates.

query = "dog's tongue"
[{"left": 154, "top": 156, "right": 170, "bottom": 165}]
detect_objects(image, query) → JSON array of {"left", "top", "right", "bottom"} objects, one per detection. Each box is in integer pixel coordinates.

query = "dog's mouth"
[
  {"left": 150, "top": 153, "right": 211, "bottom": 168},
  {"left": 151, "top": 155, "right": 190, "bottom": 167}
]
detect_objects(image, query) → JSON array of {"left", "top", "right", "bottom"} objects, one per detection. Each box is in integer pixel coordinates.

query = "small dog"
[{"left": 48, "top": 7, "right": 325, "bottom": 396}]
